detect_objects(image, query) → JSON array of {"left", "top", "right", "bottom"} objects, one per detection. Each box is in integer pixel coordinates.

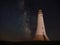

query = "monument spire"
[{"left": 33, "top": 9, "right": 49, "bottom": 41}]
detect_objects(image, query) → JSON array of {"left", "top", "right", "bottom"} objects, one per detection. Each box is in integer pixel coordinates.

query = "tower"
[{"left": 33, "top": 9, "right": 49, "bottom": 41}]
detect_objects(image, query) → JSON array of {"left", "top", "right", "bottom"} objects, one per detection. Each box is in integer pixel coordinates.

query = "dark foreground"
[{"left": 0, "top": 41, "right": 60, "bottom": 45}]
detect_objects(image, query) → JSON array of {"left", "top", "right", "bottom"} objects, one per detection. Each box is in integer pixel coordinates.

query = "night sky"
[{"left": 0, "top": 0, "right": 60, "bottom": 41}]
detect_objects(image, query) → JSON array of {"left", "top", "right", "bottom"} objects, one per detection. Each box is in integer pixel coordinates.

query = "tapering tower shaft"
[{"left": 33, "top": 9, "right": 49, "bottom": 40}]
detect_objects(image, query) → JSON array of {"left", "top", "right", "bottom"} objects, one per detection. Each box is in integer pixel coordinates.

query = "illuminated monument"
[{"left": 33, "top": 9, "right": 49, "bottom": 41}]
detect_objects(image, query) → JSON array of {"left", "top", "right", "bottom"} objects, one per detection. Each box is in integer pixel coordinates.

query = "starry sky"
[{"left": 0, "top": 0, "right": 60, "bottom": 41}]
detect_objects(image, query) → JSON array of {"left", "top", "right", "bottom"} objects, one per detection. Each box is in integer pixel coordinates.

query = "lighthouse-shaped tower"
[{"left": 33, "top": 9, "right": 49, "bottom": 41}]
